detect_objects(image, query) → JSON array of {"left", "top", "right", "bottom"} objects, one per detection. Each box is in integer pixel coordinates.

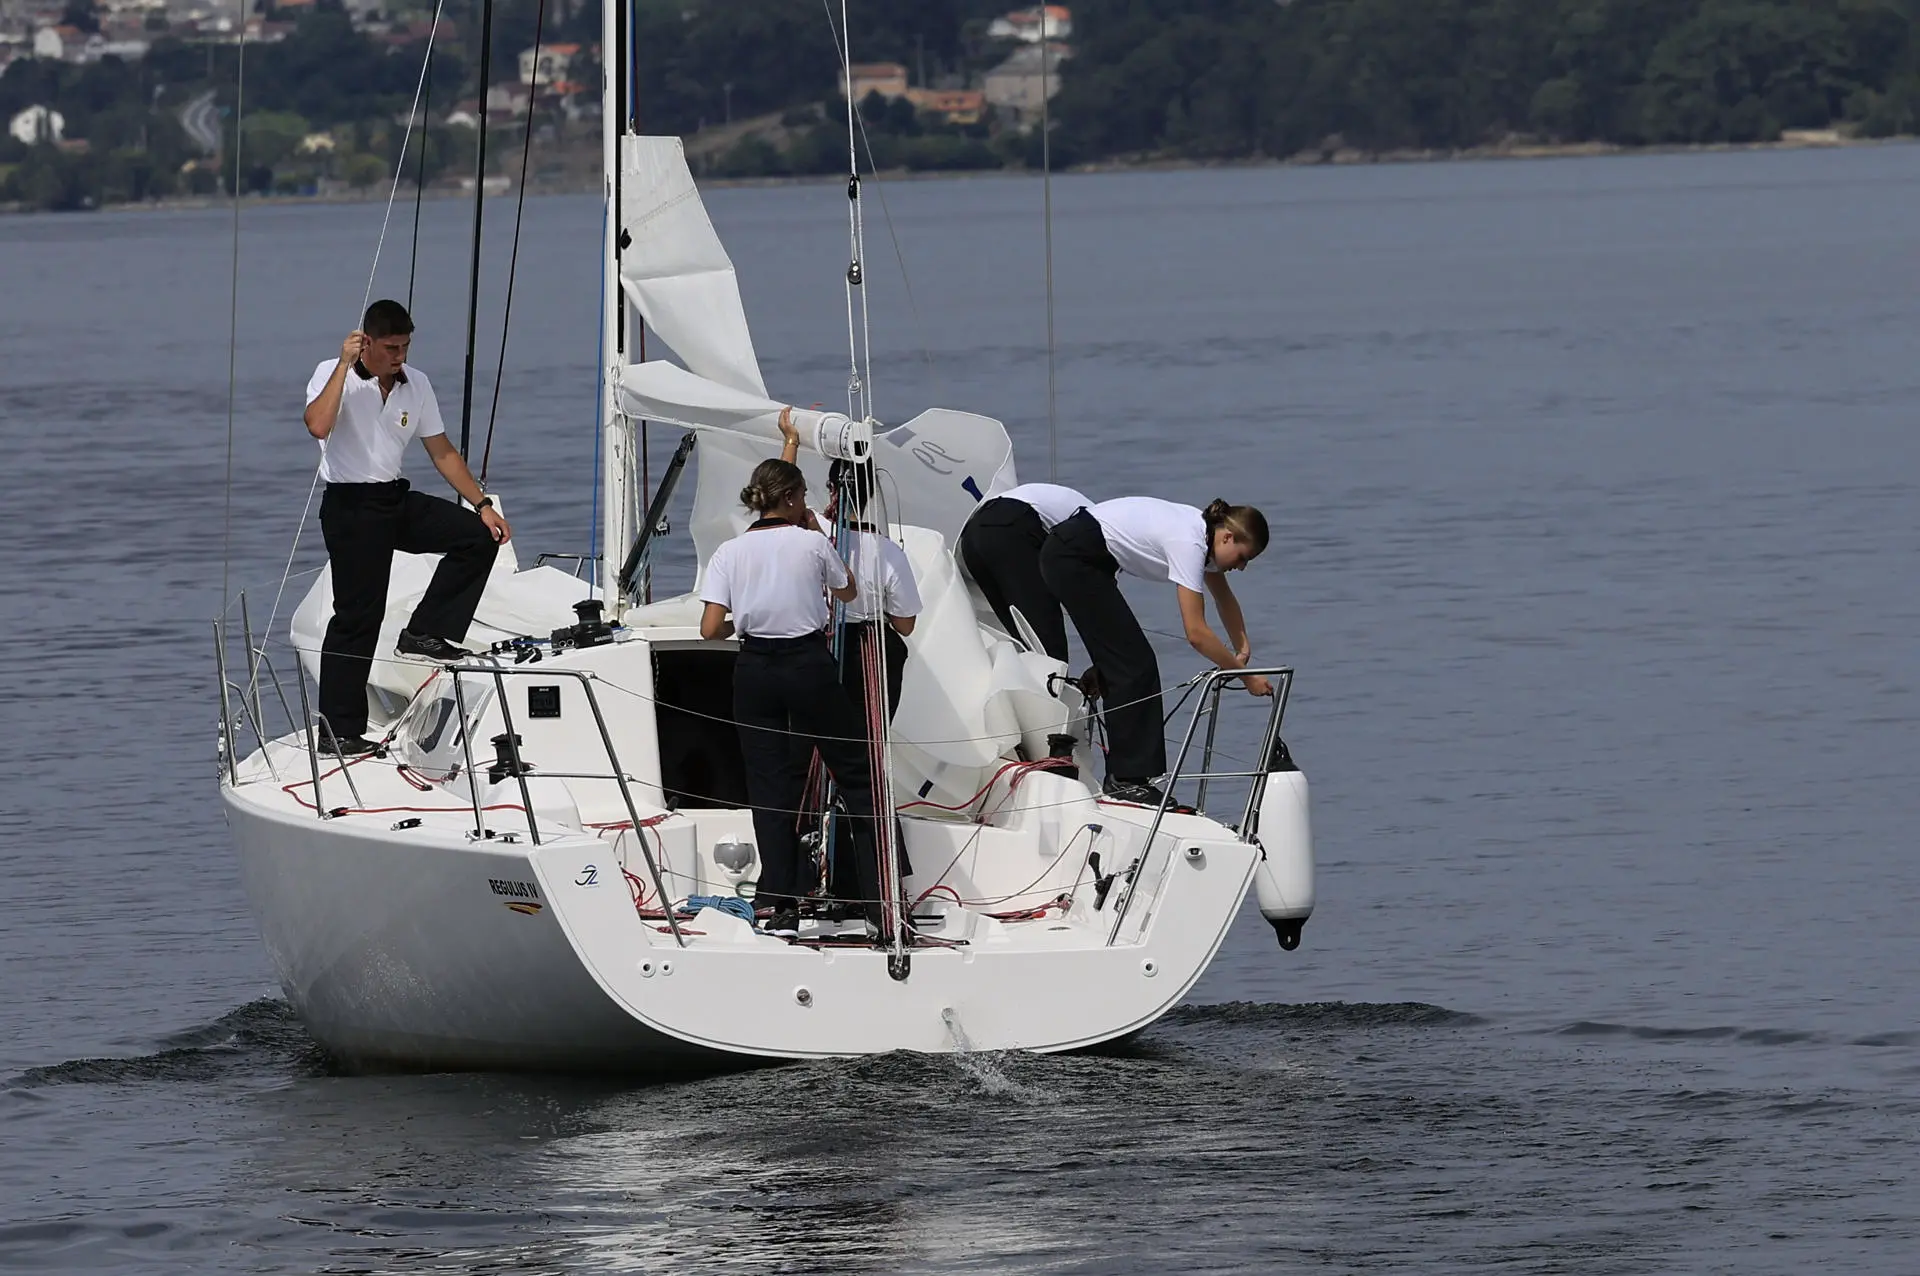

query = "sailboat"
[{"left": 214, "top": 2, "right": 1316, "bottom": 1072}]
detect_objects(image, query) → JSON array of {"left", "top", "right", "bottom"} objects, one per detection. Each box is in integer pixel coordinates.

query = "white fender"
[{"left": 1249, "top": 768, "right": 1314, "bottom": 949}]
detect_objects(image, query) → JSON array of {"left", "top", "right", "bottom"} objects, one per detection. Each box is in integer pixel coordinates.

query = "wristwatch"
[{"left": 474, "top": 496, "right": 494, "bottom": 513}]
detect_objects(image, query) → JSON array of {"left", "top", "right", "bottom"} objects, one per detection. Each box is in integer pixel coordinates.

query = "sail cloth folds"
[
  {"left": 613, "top": 132, "right": 1021, "bottom": 573},
  {"left": 613, "top": 365, "right": 1019, "bottom": 567},
  {"left": 618, "top": 135, "right": 766, "bottom": 397}
]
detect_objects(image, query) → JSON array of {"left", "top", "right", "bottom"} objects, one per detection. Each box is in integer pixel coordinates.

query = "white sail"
[
  {"left": 614, "top": 362, "right": 1019, "bottom": 573},
  {"left": 618, "top": 135, "right": 765, "bottom": 398}
]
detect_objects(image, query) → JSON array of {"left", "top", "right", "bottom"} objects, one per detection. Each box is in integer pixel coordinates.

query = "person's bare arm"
[
  {"left": 700, "top": 602, "right": 734, "bottom": 640},
  {"left": 1205, "top": 571, "right": 1251, "bottom": 662},
  {"left": 420, "top": 434, "right": 511, "bottom": 544},
  {"left": 1177, "top": 587, "right": 1271, "bottom": 696},
  {"left": 778, "top": 406, "right": 800, "bottom": 463},
  {"left": 887, "top": 614, "right": 916, "bottom": 636},
  {"left": 303, "top": 331, "right": 365, "bottom": 439}
]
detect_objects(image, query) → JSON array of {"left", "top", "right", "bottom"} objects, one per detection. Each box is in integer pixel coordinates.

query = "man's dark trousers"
[{"left": 318, "top": 479, "right": 498, "bottom": 737}]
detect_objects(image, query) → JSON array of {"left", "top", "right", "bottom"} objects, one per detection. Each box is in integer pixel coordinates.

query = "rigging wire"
[
  {"left": 590, "top": 203, "right": 607, "bottom": 580},
  {"left": 817, "top": 1, "right": 943, "bottom": 401},
  {"left": 457, "top": 0, "right": 498, "bottom": 460},
  {"left": 832, "top": 0, "right": 875, "bottom": 423},
  {"left": 477, "top": 0, "right": 547, "bottom": 486},
  {"left": 1040, "top": 32, "right": 1058, "bottom": 481},
  {"left": 362, "top": 0, "right": 447, "bottom": 319},
  {"left": 220, "top": 6, "right": 245, "bottom": 608},
  {"left": 260, "top": 16, "right": 447, "bottom": 640},
  {"left": 406, "top": 41, "right": 435, "bottom": 311}
]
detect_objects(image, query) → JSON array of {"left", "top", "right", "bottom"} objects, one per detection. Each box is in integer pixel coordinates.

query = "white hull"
[
  {"left": 224, "top": 791, "right": 703, "bottom": 1072},
  {"left": 220, "top": 615, "right": 1312, "bottom": 1073}
]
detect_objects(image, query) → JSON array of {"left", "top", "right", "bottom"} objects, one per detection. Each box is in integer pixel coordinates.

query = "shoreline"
[{"left": 8, "top": 130, "right": 1913, "bottom": 216}]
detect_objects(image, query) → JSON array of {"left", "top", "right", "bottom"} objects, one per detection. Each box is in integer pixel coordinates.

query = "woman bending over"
[{"left": 1039, "top": 496, "right": 1271, "bottom": 807}]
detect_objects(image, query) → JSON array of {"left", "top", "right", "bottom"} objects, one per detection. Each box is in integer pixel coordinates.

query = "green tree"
[{"left": 1638, "top": 2, "right": 1857, "bottom": 142}]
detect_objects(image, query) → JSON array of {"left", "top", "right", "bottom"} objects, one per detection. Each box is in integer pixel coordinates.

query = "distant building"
[
  {"left": 8, "top": 103, "right": 65, "bottom": 144},
  {"left": 983, "top": 43, "right": 1069, "bottom": 122},
  {"left": 840, "top": 61, "right": 908, "bottom": 102},
  {"left": 519, "top": 41, "right": 581, "bottom": 87},
  {"left": 987, "top": 5, "right": 1071, "bottom": 44},
  {"left": 485, "top": 81, "right": 530, "bottom": 119},
  {"left": 297, "top": 131, "right": 336, "bottom": 154},
  {"left": 905, "top": 87, "right": 985, "bottom": 126}
]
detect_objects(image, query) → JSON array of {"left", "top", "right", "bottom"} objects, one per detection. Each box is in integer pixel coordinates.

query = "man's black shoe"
[
  {"left": 397, "top": 630, "right": 475, "bottom": 663},
  {"left": 320, "top": 733, "right": 381, "bottom": 758},
  {"left": 762, "top": 908, "right": 800, "bottom": 939}
]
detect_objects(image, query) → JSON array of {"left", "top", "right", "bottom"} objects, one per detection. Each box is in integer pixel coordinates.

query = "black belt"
[
  {"left": 740, "top": 633, "right": 825, "bottom": 653},
  {"left": 325, "top": 478, "right": 408, "bottom": 499}
]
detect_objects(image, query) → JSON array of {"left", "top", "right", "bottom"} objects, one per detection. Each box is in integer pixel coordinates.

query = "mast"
[{"left": 598, "top": 0, "right": 631, "bottom": 606}]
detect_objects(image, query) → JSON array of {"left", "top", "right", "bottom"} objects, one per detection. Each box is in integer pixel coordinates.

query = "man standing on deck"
[{"left": 302, "top": 299, "right": 510, "bottom": 757}]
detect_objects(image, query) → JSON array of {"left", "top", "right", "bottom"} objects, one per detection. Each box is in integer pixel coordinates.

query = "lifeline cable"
[{"left": 266, "top": 628, "right": 1222, "bottom": 751}]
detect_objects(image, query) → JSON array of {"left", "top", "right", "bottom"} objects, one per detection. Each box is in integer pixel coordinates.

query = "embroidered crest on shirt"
[{"left": 399, "top": 411, "right": 409, "bottom": 429}]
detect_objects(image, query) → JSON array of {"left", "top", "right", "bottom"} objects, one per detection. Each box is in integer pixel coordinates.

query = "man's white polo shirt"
[{"left": 305, "top": 360, "right": 446, "bottom": 484}]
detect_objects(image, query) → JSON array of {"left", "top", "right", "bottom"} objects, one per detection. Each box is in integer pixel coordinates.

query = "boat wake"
[
  {"left": 1161, "top": 1000, "right": 1482, "bottom": 1031},
  {"left": 7, "top": 1000, "right": 1483, "bottom": 1092},
  {"left": 10, "top": 999, "right": 331, "bottom": 1089},
  {"left": 1553, "top": 1020, "right": 1920, "bottom": 1049}
]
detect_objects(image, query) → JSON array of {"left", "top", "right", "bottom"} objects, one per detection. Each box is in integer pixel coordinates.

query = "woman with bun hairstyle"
[
  {"left": 699, "top": 410, "right": 884, "bottom": 939},
  {"left": 1039, "top": 496, "right": 1272, "bottom": 807}
]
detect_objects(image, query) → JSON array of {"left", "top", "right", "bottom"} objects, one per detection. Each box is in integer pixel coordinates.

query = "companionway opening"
[{"left": 653, "top": 647, "right": 749, "bottom": 810}]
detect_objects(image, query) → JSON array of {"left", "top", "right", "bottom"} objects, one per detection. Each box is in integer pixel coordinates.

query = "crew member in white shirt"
[
  {"left": 1039, "top": 496, "right": 1272, "bottom": 807},
  {"left": 956, "top": 481, "right": 1091, "bottom": 662},
  {"left": 699, "top": 441, "right": 884, "bottom": 940},
  {"left": 826, "top": 456, "right": 922, "bottom": 717},
  {"left": 302, "top": 300, "right": 510, "bottom": 756}
]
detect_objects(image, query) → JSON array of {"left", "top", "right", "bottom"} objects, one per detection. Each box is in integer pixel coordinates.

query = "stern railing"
[
  {"left": 213, "top": 594, "right": 683, "bottom": 945},
  {"left": 1104, "top": 665, "right": 1293, "bottom": 945}
]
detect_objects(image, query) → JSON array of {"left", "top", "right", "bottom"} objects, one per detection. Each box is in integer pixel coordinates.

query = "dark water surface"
[{"left": 3, "top": 146, "right": 1918, "bottom": 1272}]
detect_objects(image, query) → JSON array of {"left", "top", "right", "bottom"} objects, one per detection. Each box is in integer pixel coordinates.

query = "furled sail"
[
  {"left": 613, "top": 134, "right": 1020, "bottom": 569},
  {"left": 614, "top": 364, "right": 1018, "bottom": 565},
  {"left": 618, "top": 135, "right": 766, "bottom": 398}
]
